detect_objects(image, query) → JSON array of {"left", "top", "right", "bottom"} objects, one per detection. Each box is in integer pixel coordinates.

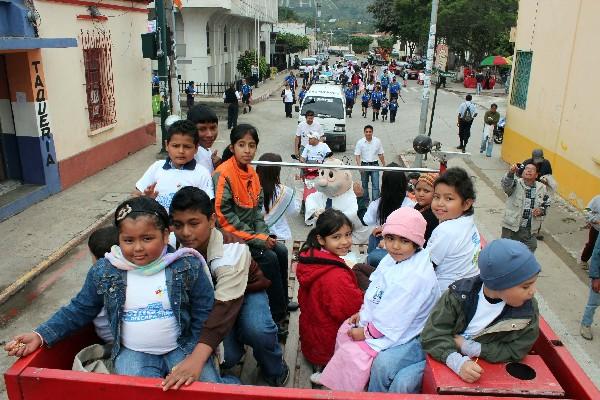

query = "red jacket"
[{"left": 297, "top": 248, "right": 364, "bottom": 366}]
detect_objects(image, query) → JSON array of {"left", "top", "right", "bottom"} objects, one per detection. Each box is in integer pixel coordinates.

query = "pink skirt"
[{"left": 319, "top": 321, "right": 378, "bottom": 392}]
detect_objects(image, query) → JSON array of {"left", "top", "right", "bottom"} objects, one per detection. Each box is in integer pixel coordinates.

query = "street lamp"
[{"left": 314, "top": 1, "right": 321, "bottom": 54}]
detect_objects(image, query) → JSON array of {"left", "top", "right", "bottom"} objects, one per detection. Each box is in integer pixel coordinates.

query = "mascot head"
[{"left": 316, "top": 158, "right": 353, "bottom": 198}]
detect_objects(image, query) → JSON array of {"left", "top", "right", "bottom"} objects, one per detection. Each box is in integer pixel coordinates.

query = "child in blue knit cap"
[{"left": 421, "top": 238, "right": 541, "bottom": 384}]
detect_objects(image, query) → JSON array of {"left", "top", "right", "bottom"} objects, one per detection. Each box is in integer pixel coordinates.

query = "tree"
[
  {"left": 276, "top": 32, "right": 310, "bottom": 54},
  {"left": 377, "top": 36, "right": 395, "bottom": 51},
  {"left": 350, "top": 36, "right": 373, "bottom": 53},
  {"left": 368, "top": 0, "right": 517, "bottom": 62},
  {"left": 237, "top": 50, "right": 257, "bottom": 78}
]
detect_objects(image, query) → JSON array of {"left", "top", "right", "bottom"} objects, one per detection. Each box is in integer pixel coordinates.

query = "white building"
[
  {"left": 174, "top": 0, "right": 278, "bottom": 84},
  {"left": 273, "top": 22, "right": 306, "bottom": 36}
]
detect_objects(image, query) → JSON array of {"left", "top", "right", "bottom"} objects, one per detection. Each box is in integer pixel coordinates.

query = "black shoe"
[
  {"left": 249, "top": 105, "right": 252, "bottom": 112},
  {"left": 456, "top": 145, "right": 463, "bottom": 149},
  {"left": 264, "top": 361, "right": 290, "bottom": 387},
  {"left": 277, "top": 323, "right": 289, "bottom": 341},
  {"left": 536, "top": 234, "right": 544, "bottom": 241},
  {"left": 461, "top": 148, "right": 466, "bottom": 153},
  {"left": 287, "top": 301, "right": 299, "bottom": 312}
]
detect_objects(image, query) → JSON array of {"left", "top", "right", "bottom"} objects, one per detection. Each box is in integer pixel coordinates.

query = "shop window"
[
  {"left": 510, "top": 51, "right": 533, "bottom": 110},
  {"left": 80, "top": 30, "right": 117, "bottom": 131}
]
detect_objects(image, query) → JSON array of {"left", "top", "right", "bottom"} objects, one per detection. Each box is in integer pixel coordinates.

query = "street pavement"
[{"left": 0, "top": 71, "right": 597, "bottom": 397}]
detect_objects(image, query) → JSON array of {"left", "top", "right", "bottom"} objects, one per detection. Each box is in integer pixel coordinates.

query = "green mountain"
[{"left": 279, "top": 0, "right": 373, "bottom": 25}]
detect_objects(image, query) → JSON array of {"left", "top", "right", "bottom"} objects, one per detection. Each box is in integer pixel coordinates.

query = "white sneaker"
[
  {"left": 581, "top": 324, "right": 593, "bottom": 340},
  {"left": 310, "top": 372, "right": 322, "bottom": 385}
]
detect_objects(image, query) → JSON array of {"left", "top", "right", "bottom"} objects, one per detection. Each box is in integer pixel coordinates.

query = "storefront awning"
[{"left": 0, "top": 37, "right": 77, "bottom": 50}]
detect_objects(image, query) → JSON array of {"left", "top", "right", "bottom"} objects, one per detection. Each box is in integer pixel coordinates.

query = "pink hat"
[{"left": 381, "top": 207, "right": 427, "bottom": 248}]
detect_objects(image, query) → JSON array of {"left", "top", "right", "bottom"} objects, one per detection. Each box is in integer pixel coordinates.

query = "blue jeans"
[
  {"left": 367, "top": 234, "right": 387, "bottom": 268},
  {"left": 222, "top": 291, "right": 285, "bottom": 380},
  {"left": 480, "top": 136, "right": 493, "bottom": 156},
  {"left": 476, "top": 82, "right": 482, "bottom": 95},
  {"left": 368, "top": 336, "right": 426, "bottom": 393},
  {"left": 361, "top": 169, "right": 380, "bottom": 203},
  {"left": 581, "top": 284, "right": 600, "bottom": 327},
  {"left": 114, "top": 346, "right": 224, "bottom": 382}
]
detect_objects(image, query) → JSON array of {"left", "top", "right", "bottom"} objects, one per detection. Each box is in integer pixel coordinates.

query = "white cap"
[
  {"left": 307, "top": 131, "right": 321, "bottom": 140},
  {"left": 165, "top": 114, "right": 182, "bottom": 129}
]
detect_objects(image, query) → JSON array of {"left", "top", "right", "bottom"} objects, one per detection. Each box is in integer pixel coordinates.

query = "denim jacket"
[{"left": 35, "top": 251, "right": 214, "bottom": 361}]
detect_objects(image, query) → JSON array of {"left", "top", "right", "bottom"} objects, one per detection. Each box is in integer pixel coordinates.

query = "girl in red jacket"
[{"left": 297, "top": 209, "right": 364, "bottom": 368}]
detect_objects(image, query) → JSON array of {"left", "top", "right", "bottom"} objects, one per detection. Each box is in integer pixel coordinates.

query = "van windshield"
[{"left": 301, "top": 96, "right": 344, "bottom": 119}]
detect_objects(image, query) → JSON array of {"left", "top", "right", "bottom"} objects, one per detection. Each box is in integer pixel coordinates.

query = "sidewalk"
[
  {"left": 0, "top": 74, "right": 285, "bottom": 305},
  {"left": 443, "top": 79, "right": 508, "bottom": 98}
]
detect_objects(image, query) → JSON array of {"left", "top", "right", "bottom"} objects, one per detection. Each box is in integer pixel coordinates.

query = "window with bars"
[
  {"left": 510, "top": 51, "right": 533, "bottom": 110},
  {"left": 80, "top": 30, "right": 116, "bottom": 131}
]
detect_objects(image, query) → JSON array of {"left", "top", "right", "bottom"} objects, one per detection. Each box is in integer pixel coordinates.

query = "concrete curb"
[{"left": 0, "top": 210, "right": 113, "bottom": 306}]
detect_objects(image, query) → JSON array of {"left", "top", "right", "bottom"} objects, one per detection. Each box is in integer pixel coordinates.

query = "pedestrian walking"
[
  {"left": 354, "top": 125, "right": 385, "bottom": 204},
  {"left": 580, "top": 220, "right": 600, "bottom": 340},
  {"left": 500, "top": 162, "right": 549, "bottom": 253},
  {"left": 251, "top": 63, "right": 260, "bottom": 88},
  {"left": 389, "top": 78, "right": 401, "bottom": 101},
  {"left": 344, "top": 83, "right": 357, "bottom": 118},
  {"left": 457, "top": 95, "right": 477, "bottom": 152},
  {"left": 380, "top": 98, "right": 389, "bottom": 121},
  {"left": 370, "top": 86, "right": 383, "bottom": 121},
  {"left": 475, "top": 71, "right": 484, "bottom": 95},
  {"left": 281, "top": 84, "right": 294, "bottom": 118},
  {"left": 479, "top": 103, "right": 500, "bottom": 157},
  {"left": 241, "top": 79, "right": 253, "bottom": 114},
  {"left": 361, "top": 90, "right": 370, "bottom": 118},
  {"left": 186, "top": 81, "right": 195, "bottom": 109},
  {"left": 223, "top": 84, "right": 241, "bottom": 129},
  {"left": 389, "top": 98, "right": 398, "bottom": 123}
]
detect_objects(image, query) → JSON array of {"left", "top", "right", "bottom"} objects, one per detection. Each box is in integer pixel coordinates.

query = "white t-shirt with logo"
[
  {"left": 360, "top": 249, "right": 440, "bottom": 352},
  {"left": 296, "top": 121, "right": 324, "bottom": 148},
  {"left": 136, "top": 160, "right": 214, "bottom": 211},
  {"left": 121, "top": 270, "right": 180, "bottom": 355},
  {"left": 354, "top": 137, "right": 384, "bottom": 163},
  {"left": 301, "top": 142, "right": 331, "bottom": 164},
  {"left": 461, "top": 286, "right": 506, "bottom": 340},
  {"left": 194, "top": 147, "right": 214, "bottom": 173},
  {"left": 426, "top": 215, "right": 481, "bottom": 292}
]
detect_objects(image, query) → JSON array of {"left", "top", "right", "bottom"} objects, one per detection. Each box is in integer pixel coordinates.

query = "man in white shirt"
[
  {"left": 187, "top": 105, "right": 220, "bottom": 173},
  {"left": 354, "top": 124, "right": 385, "bottom": 203},
  {"left": 300, "top": 131, "right": 332, "bottom": 163},
  {"left": 457, "top": 94, "right": 478, "bottom": 153},
  {"left": 295, "top": 109, "right": 324, "bottom": 157}
]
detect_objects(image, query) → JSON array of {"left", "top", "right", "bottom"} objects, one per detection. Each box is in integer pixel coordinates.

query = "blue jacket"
[
  {"left": 371, "top": 91, "right": 383, "bottom": 103},
  {"left": 390, "top": 82, "right": 401, "bottom": 94},
  {"left": 589, "top": 235, "right": 600, "bottom": 279},
  {"left": 361, "top": 93, "right": 370, "bottom": 103},
  {"left": 389, "top": 101, "right": 398, "bottom": 111},
  {"left": 35, "top": 251, "right": 214, "bottom": 361},
  {"left": 242, "top": 84, "right": 252, "bottom": 95},
  {"left": 381, "top": 75, "right": 390, "bottom": 86},
  {"left": 345, "top": 88, "right": 356, "bottom": 100}
]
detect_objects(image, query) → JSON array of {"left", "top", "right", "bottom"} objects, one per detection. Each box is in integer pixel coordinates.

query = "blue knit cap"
[{"left": 478, "top": 239, "right": 541, "bottom": 290}]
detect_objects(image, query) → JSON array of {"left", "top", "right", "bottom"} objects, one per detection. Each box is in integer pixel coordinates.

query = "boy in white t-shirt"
[
  {"left": 300, "top": 131, "right": 332, "bottom": 163},
  {"left": 136, "top": 120, "right": 214, "bottom": 212}
]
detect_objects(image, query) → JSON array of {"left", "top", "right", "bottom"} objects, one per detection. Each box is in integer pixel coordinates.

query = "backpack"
[{"left": 462, "top": 104, "right": 474, "bottom": 122}]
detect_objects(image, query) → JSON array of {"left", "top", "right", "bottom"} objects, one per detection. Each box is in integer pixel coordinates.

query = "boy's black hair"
[
  {"left": 466, "top": 94, "right": 473, "bottom": 101},
  {"left": 167, "top": 119, "right": 199, "bottom": 145},
  {"left": 114, "top": 196, "right": 170, "bottom": 231},
  {"left": 523, "top": 161, "right": 538, "bottom": 171},
  {"left": 169, "top": 186, "right": 213, "bottom": 218},
  {"left": 301, "top": 209, "right": 353, "bottom": 253},
  {"left": 434, "top": 167, "right": 476, "bottom": 216},
  {"left": 88, "top": 226, "right": 119, "bottom": 259},
  {"left": 305, "top": 110, "right": 315, "bottom": 117},
  {"left": 364, "top": 125, "right": 374, "bottom": 132},
  {"left": 187, "top": 104, "right": 219, "bottom": 124}
]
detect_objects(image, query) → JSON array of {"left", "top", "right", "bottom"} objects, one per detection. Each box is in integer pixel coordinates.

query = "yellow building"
[{"left": 504, "top": 0, "right": 600, "bottom": 208}]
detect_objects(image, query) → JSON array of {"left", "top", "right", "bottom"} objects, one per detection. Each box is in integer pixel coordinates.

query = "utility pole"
[
  {"left": 167, "top": 2, "right": 181, "bottom": 116},
  {"left": 155, "top": 0, "right": 169, "bottom": 155},
  {"left": 414, "top": 0, "right": 439, "bottom": 167}
]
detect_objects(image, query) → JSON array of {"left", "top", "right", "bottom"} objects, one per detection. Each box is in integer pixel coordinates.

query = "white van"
[{"left": 298, "top": 84, "right": 347, "bottom": 151}]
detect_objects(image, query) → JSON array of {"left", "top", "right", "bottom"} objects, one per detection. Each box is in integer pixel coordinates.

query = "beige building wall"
[
  {"left": 503, "top": 0, "right": 600, "bottom": 208},
  {"left": 34, "top": 0, "right": 153, "bottom": 162}
]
